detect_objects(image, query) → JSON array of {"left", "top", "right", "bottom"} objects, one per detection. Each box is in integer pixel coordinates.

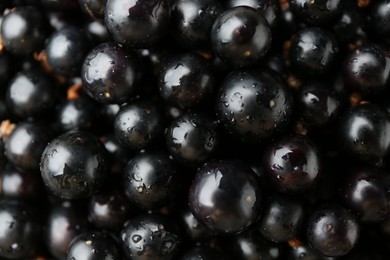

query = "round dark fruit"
[
  {"left": 165, "top": 113, "right": 218, "bottom": 164},
  {"left": 339, "top": 103, "right": 390, "bottom": 166},
  {"left": 289, "top": 0, "right": 341, "bottom": 25},
  {"left": 40, "top": 130, "right": 109, "bottom": 199},
  {"left": 123, "top": 151, "right": 180, "bottom": 210},
  {"left": 0, "top": 6, "right": 48, "bottom": 55},
  {"left": 289, "top": 27, "right": 339, "bottom": 78},
  {"left": 171, "top": 0, "right": 223, "bottom": 49},
  {"left": 81, "top": 42, "right": 137, "bottom": 104},
  {"left": 188, "top": 160, "right": 262, "bottom": 234},
  {"left": 67, "top": 231, "right": 122, "bottom": 260},
  {"left": 216, "top": 69, "right": 293, "bottom": 143},
  {"left": 104, "top": 0, "right": 171, "bottom": 48},
  {"left": 114, "top": 99, "right": 164, "bottom": 150},
  {"left": 158, "top": 52, "right": 215, "bottom": 108},
  {"left": 0, "top": 200, "right": 40, "bottom": 259},
  {"left": 121, "top": 214, "right": 182, "bottom": 259},
  {"left": 46, "top": 26, "right": 91, "bottom": 77},
  {"left": 210, "top": 6, "right": 272, "bottom": 67},
  {"left": 263, "top": 135, "right": 321, "bottom": 193},
  {"left": 307, "top": 205, "right": 359, "bottom": 257}
]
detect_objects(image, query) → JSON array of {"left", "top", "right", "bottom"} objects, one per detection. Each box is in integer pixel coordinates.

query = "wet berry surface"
[{"left": 1, "top": 0, "right": 390, "bottom": 259}]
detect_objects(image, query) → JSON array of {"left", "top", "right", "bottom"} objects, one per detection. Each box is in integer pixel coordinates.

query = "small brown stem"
[
  {"left": 287, "top": 74, "right": 302, "bottom": 90},
  {"left": 67, "top": 82, "right": 83, "bottom": 100},
  {"left": 0, "top": 120, "right": 16, "bottom": 140},
  {"left": 288, "top": 238, "right": 303, "bottom": 248},
  {"left": 357, "top": 0, "right": 371, "bottom": 8},
  {"left": 294, "top": 120, "right": 308, "bottom": 136},
  {"left": 0, "top": 37, "right": 4, "bottom": 54}
]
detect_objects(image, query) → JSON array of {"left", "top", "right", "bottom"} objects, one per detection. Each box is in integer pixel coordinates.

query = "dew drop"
[{"left": 132, "top": 234, "right": 142, "bottom": 243}]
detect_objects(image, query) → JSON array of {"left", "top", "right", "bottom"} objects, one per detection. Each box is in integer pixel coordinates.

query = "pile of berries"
[{"left": 1, "top": 0, "right": 390, "bottom": 259}]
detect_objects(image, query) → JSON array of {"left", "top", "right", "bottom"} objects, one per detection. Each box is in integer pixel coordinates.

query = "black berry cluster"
[{"left": 0, "top": 0, "right": 389, "bottom": 259}]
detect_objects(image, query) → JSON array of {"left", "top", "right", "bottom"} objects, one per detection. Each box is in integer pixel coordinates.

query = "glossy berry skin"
[
  {"left": 307, "top": 205, "right": 359, "bottom": 257},
  {"left": 343, "top": 168, "right": 390, "bottom": 222},
  {"left": 333, "top": 4, "right": 365, "bottom": 44},
  {"left": 99, "top": 134, "right": 131, "bottom": 174},
  {"left": 165, "top": 113, "right": 218, "bottom": 164},
  {"left": 123, "top": 152, "right": 179, "bottom": 210},
  {"left": 46, "top": 26, "right": 91, "bottom": 77},
  {"left": 210, "top": 6, "right": 272, "bottom": 67},
  {"left": 85, "top": 20, "right": 111, "bottom": 44},
  {"left": 0, "top": 166, "right": 42, "bottom": 200},
  {"left": 105, "top": 0, "right": 171, "bottom": 48},
  {"left": 339, "top": 103, "right": 390, "bottom": 166},
  {"left": 81, "top": 42, "right": 137, "bottom": 104},
  {"left": 289, "top": 0, "right": 341, "bottom": 25},
  {"left": 0, "top": 6, "right": 48, "bottom": 55},
  {"left": 121, "top": 214, "right": 182, "bottom": 260},
  {"left": 229, "top": 228, "right": 285, "bottom": 259},
  {"left": 180, "top": 209, "right": 214, "bottom": 241},
  {"left": 40, "top": 130, "right": 109, "bottom": 199},
  {"left": 45, "top": 201, "right": 89, "bottom": 259},
  {"left": 289, "top": 27, "right": 339, "bottom": 78},
  {"left": 263, "top": 135, "right": 321, "bottom": 193},
  {"left": 216, "top": 69, "right": 293, "bottom": 144},
  {"left": 226, "top": 0, "right": 280, "bottom": 31},
  {"left": 6, "top": 70, "right": 56, "bottom": 118},
  {"left": 114, "top": 100, "right": 164, "bottom": 150},
  {"left": 258, "top": 194, "right": 304, "bottom": 242},
  {"left": 79, "top": 0, "right": 107, "bottom": 20},
  {"left": 67, "top": 231, "right": 122, "bottom": 260},
  {"left": 343, "top": 44, "right": 390, "bottom": 96},
  {"left": 171, "top": 0, "right": 223, "bottom": 49},
  {"left": 5, "top": 122, "right": 52, "bottom": 171},
  {"left": 297, "top": 82, "right": 341, "bottom": 127},
  {"left": 189, "top": 160, "right": 262, "bottom": 235},
  {"left": 57, "top": 96, "right": 97, "bottom": 132},
  {"left": 158, "top": 53, "right": 215, "bottom": 108},
  {"left": 0, "top": 200, "right": 40, "bottom": 259},
  {"left": 88, "top": 190, "right": 132, "bottom": 231},
  {"left": 368, "top": 0, "right": 390, "bottom": 44}
]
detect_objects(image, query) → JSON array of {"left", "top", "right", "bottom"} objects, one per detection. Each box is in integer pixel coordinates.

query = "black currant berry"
[
  {"left": 165, "top": 113, "right": 218, "bottom": 164},
  {"left": 114, "top": 99, "right": 164, "bottom": 150},
  {"left": 158, "top": 53, "right": 215, "bottom": 108},
  {"left": 81, "top": 42, "right": 137, "bottom": 104},
  {"left": 171, "top": 0, "right": 223, "bottom": 49},
  {"left": 105, "top": 0, "right": 171, "bottom": 48},
  {"left": 307, "top": 205, "right": 359, "bottom": 257},
  {"left": 123, "top": 151, "right": 180, "bottom": 210},
  {"left": 4, "top": 121, "right": 52, "bottom": 171},
  {"left": 343, "top": 168, "right": 390, "bottom": 222},
  {"left": 216, "top": 69, "right": 293, "bottom": 143},
  {"left": 0, "top": 200, "right": 41, "bottom": 259},
  {"left": 289, "top": 27, "right": 339, "bottom": 78},
  {"left": 121, "top": 214, "right": 182, "bottom": 259},
  {"left": 263, "top": 135, "right": 321, "bottom": 193},
  {"left": 189, "top": 160, "right": 262, "bottom": 234},
  {"left": 339, "top": 103, "right": 390, "bottom": 166},
  {"left": 67, "top": 231, "right": 122, "bottom": 260},
  {"left": 289, "top": 0, "right": 341, "bottom": 25},
  {"left": 258, "top": 194, "right": 304, "bottom": 242},
  {"left": 0, "top": 6, "right": 48, "bottom": 55},
  {"left": 46, "top": 26, "right": 91, "bottom": 77},
  {"left": 210, "top": 6, "right": 272, "bottom": 67},
  {"left": 40, "top": 130, "right": 109, "bottom": 199},
  {"left": 343, "top": 44, "right": 390, "bottom": 96}
]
